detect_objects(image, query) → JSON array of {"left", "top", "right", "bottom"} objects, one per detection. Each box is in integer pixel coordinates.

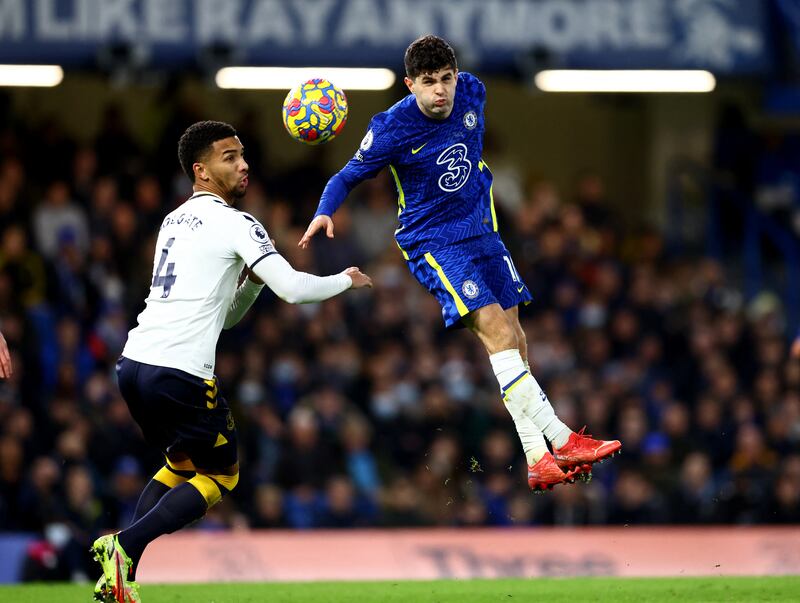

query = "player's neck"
[{"left": 193, "top": 183, "right": 233, "bottom": 205}]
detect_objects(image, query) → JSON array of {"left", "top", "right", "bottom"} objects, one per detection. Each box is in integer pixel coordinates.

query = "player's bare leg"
[{"left": 464, "top": 303, "right": 575, "bottom": 491}]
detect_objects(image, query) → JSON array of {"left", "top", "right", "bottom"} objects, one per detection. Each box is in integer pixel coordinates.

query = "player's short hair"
[
  {"left": 178, "top": 120, "right": 238, "bottom": 182},
  {"left": 404, "top": 35, "right": 457, "bottom": 79}
]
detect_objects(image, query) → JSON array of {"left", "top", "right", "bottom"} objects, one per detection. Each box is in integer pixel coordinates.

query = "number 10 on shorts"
[{"left": 503, "top": 255, "right": 521, "bottom": 283}]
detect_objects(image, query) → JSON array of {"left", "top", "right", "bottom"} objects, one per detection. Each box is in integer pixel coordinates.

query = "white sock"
[
  {"left": 489, "top": 349, "right": 548, "bottom": 464},
  {"left": 521, "top": 370, "right": 572, "bottom": 449},
  {"left": 522, "top": 359, "right": 570, "bottom": 449},
  {"left": 491, "top": 350, "right": 572, "bottom": 449}
]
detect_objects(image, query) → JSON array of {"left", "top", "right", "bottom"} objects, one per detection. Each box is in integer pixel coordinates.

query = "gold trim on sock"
[{"left": 188, "top": 474, "right": 222, "bottom": 507}]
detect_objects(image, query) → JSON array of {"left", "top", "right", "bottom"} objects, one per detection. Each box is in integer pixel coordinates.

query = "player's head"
[
  {"left": 404, "top": 35, "right": 458, "bottom": 120},
  {"left": 178, "top": 120, "right": 249, "bottom": 202}
]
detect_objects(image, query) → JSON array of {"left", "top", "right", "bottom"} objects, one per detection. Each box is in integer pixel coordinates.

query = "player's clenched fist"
[
  {"left": 298, "top": 215, "right": 334, "bottom": 249},
  {"left": 343, "top": 266, "right": 372, "bottom": 289}
]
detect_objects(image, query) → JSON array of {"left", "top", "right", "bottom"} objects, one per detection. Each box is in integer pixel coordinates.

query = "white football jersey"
[{"left": 122, "top": 192, "right": 275, "bottom": 378}]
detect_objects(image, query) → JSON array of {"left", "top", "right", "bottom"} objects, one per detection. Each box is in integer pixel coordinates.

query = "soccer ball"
[{"left": 282, "top": 78, "right": 348, "bottom": 145}]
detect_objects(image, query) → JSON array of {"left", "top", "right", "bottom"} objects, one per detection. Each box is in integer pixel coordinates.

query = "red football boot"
[
  {"left": 527, "top": 451, "right": 579, "bottom": 493},
  {"left": 553, "top": 427, "right": 621, "bottom": 480}
]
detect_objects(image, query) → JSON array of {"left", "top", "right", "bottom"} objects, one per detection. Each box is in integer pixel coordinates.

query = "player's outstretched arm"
[
  {"left": 223, "top": 268, "right": 265, "bottom": 329},
  {"left": 299, "top": 120, "right": 391, "bottom": 249},
  {"left": 252, "top": 253, "right": 371, "bottom": 304},
  {"left": 298, "top": 214, "right": 334, "bottom": 249},
  {"left": 0, "top": 331, "right": 11, "bottom": 378}
]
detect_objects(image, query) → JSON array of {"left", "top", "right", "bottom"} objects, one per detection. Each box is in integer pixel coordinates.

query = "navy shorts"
[
  {"left": 406, "top": 233, "right": 533, "bottom": 328},
  {"left": 116, "top": 357, "right": 238, "bottom": 470}
]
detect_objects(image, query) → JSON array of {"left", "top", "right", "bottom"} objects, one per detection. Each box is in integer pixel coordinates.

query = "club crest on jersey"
[
  {"left": 463, "top": 111, "right": 477, "bottom": 129},
  {"left": 462, "top": 280, "right": 480, "bottom": 299},
  {"left": 250, "top": 224, "right": 268, "bottom": 243}
]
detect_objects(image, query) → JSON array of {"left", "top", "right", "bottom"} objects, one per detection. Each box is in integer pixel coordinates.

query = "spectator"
[
  {"left": 32, "top": 181, "right": 88, "bottom": 261},
  {"left": 250, "top": 484, "right": 287, "bottom": 528},
  {"left": 669, "top": 452, "right": 718, "bottom": 523},
  {"left": 607, "top": 470, "right": 667, "bottom": 525},
  {"left": 0, "top": 101, "right": 799, "bottom": 542}
]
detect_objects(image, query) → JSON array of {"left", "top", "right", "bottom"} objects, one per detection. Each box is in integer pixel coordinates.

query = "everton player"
[
  {"left": 300, "top": 35, "right": 620, "bottom": 492},
  {"left": 92, "top": 121, "right": 372, "bottom": 602}
]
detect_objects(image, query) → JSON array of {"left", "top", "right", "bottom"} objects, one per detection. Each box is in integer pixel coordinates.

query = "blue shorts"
[{"left": 406, "top": 233, "right": 533, "bottom": 328}]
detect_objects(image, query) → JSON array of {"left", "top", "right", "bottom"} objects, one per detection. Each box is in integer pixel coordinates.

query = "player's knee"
[
  {"left": 515, "top": 326, "right": 527, "bottom": 353},
  {"left": 188, "top": 468, "right": 239, "bottom": 508}
]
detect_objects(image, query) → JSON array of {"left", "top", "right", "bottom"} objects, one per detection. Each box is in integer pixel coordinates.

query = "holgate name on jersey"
[{"left": 160, "top": 212, "right": 203, "bottom": 231}]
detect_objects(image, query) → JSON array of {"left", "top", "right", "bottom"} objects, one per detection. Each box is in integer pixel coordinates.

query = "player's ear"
[
  {"left": 193, "top": 162, "right": 207, "bottom": 182},
  {"left": 404, "top": 76, "right": 414, "bottom": 93}
]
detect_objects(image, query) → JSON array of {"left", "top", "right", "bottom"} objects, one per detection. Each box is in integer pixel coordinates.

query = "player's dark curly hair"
[
  {"left": 178, "top": 120, "right": 238, "bottom": 182},
  {"left": 404, "top": 35, "right": 457, "bottom": 79}
]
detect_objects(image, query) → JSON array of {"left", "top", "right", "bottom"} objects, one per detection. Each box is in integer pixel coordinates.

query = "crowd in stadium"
[{"left": 1, "top": 103, "right": 799, "bottom": 579}]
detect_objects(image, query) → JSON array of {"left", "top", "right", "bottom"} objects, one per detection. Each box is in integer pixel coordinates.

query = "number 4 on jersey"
[{"left": 152, "top": 237, "right": 177, "bottom": 298}]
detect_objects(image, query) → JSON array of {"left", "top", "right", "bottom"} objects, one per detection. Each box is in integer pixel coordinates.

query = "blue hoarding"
[{"left": 0, "top": 0, "right": 774, "bottom": 74}]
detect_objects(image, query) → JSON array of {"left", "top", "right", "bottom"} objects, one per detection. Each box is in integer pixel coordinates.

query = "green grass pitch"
[{"left": 1, "top": 577, "right": 799, "bottom": 602}]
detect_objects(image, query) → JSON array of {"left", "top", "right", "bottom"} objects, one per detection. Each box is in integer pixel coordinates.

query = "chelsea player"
[{"left": 300, "top": 35, "right": 621, "bottom": 491}]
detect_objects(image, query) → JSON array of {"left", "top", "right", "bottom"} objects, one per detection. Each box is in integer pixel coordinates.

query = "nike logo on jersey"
[
  {"left": 517, "top": 285, "right": 525, "bottom": 293},
  {"left": 411, "top": 142, "right": 428, "bottom": 155}
]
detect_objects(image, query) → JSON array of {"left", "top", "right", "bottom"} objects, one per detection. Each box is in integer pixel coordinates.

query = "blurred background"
[{"left": 1, "top": 0, "right": 800, "bottom": 584}]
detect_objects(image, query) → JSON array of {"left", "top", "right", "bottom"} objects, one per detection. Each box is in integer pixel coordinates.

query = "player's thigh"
[
  {"left": 116, "top": 357, "right": 178, "bottom": 451},
  {"left": 169, "top": 391, "right": 239, "bottom": 473},
  {"left": 120, "top": 360, "right": 238, "bottom": 470},
  {"left": 406, "top": 243, "right": 497, "bottom": 328}
]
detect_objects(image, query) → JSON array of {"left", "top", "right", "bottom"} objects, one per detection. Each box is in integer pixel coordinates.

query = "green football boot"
[
  {"left": 91, "top": 534, "right": 141, "bottom": 603},
  {"left": 93, "top": 575, "right": 111, "bottom": 602}
]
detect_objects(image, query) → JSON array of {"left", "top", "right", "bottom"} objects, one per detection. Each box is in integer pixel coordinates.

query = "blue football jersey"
[{"left": 316, "top": 72, "right": 496, "bottom": 259}]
